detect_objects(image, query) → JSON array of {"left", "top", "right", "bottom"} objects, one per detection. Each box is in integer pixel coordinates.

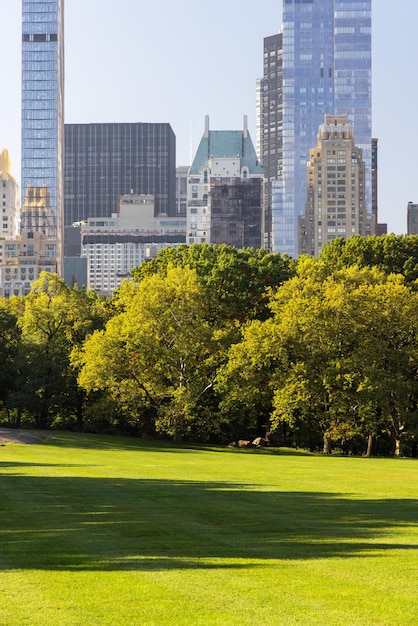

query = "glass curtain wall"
[
  {"left": 272, "top": 0, "right": 371, "bottom": 257},
  {"left": 21, "top": 0, "right": 64, "bottom": 271}
]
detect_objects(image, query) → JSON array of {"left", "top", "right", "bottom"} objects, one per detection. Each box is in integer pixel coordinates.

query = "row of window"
[{"left": 22, "top": 34, "right": 58, "bottom": 42}]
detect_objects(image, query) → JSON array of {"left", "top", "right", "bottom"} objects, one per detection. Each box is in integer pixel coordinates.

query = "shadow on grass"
[
  {"left": 0, "top": 462, "right": 93, "bottom": 469},
  {"left": 0, "top": 473, "right": 417, "bottom": 571},
  {"left": 44, "top": 433, "right": 214, "bottom": 454},
  {"left": 41, "top": 432, "right": 315, "bottom": 456}
]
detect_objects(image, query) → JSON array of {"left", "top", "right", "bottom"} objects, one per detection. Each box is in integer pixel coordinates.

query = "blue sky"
[{"left": 0, "top": 1, "right": 416, "bottom": 234}]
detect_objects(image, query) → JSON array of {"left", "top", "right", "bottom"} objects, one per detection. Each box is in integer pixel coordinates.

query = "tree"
[
  {"left": 319, "top": 234, "right": 418, "bottom": 285},
  {"left": 131, "top": 243, "right": 296, "bottom": 324},
  {"left": 10, "top": 273, "right": 107, "bottom": 429},
  {"left": 219, "top": 258, "right": 418, "bottom": 455},
  {"left": 351, "top": 277, "right": 418, "bottom": 456},
  {"left": 79, "top": 266, "right": 225, "bottom": 440},
  {"left": 216, "top": 318, "right": 286, "bottom": 441},
  {"left": 269, "top": 262, "right": 418, "bottom": 455},
  {"left": 0, "top": 300, "right": 21, "bottom": 419}
]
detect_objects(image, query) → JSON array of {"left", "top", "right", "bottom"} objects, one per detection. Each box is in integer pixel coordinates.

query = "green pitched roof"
[{"left": 190, "top": 130, "right": 263, "bottom": 175}]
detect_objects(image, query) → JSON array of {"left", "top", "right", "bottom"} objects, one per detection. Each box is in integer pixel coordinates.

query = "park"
[{"left": 0, "top": 432, "right": 417, "bottom": 625}]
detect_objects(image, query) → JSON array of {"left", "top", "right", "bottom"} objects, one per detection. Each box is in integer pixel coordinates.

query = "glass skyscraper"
[
  {"left": 272, "top": 0, "right": 372, "bottom": 257},
  {"left": 21, "top": 0, "right": 64, "bottom": 272}
]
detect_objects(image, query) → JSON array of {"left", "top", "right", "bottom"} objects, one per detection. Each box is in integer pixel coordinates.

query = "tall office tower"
[
  {"left": 64, "top": 123, "right": 176, "bottom": 226},
  {"left": 407, "top": 202, "right": 418, "bottom": 235},
  {"left": 257, "top": 33, "right": 283, "bottom": 251},
  {"left": 270, "top": 0, "right": 372, "bottom": 257},
  {"left": 298, "top": 114, "right": 372, "bottom": 257},
  {"left": 21, "top": 0, "right": 64, "bottom": 274}
]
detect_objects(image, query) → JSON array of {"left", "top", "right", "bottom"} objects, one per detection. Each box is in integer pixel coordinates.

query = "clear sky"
[{"left": 0, "top": 1, "right": 416, "bottom": 234}]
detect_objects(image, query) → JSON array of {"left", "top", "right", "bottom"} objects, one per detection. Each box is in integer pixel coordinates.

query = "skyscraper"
[
  {"left": 187, "top": 116, "right": 263, "bottom": 249},
  {"left": 407, "top": 202, "right": 418, "bottom": 236},
  {"left": 257, "top": 33, "right": 283, "bottom": 251},
  {"left": 298, "top": 114, "right": 372, "bottom": 257},
  {"left": 64, "top": 123, "right": 176, "bottom": 227},
  {"left": 269, "top": 0, "right": 372, "bottom": 257},
  {"left": 21, "top": 0, "right": 64, "bottom": 273}
]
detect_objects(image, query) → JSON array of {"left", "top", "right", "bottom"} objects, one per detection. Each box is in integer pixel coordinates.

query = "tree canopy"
[
  {"left": 319, "top": 234, "right": 418, "bottom": 285},
  {"left": 219, "top": 259, "right": 418, "bottom": 455},
  {"left": 1, "top": 238, "right": 418, "bottom": 456},
  {"left": 78, "top": 266, "right": 225, "bottom": 440}
]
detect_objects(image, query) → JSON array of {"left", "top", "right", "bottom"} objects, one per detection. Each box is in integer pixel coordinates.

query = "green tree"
[
  {"left": 220, "top": 258, "right": 418, "bottom": 455},
  {"left": 0, "top": 299, "right": 21, "bottom": 420},
  {"left": 350, "top": 277, "right": 418, "bottom": 456},
  {"left": 319, "top": 234, "right": 418, "bottom": 285},
  {"left": 79, "top": 266, "right": 225, "bottom": 440},
  {"left": 11, "top": 273, "right": 107, "bottom": 429},
  {"left": 216, "top": 318, "right": 286, "bottom": 441},
  {"left": 270, "top": 262, "right": 418, "bottom": 455},
  {"left": 132, "top": 243, "right": 295, "bottom": 324}
]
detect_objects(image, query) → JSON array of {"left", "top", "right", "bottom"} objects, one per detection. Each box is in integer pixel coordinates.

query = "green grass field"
[{"left": 0, "top": 434, "right": 417, "bottom": 625}]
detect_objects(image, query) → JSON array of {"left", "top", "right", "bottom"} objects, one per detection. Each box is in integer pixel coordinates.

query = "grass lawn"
[{"left": 0, "top": 433, "right": 417, "bottom": 625}]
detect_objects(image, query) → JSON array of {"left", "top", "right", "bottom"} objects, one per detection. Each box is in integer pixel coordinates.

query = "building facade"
[
  {"left": 372, "top": 138, "right": 387, "bottom": 235},
  {"left": 407, "top": 202, "right": 418, "bottom": 235},
  {"left": 0, "top": 149, "right": 58, "bottom": 297},
  {"left": 176, "top": 166, "right": 188, "bottom": 217},
  {"left": 0, "top": 150, "right": 20, "bottom": 240},
  {"left": 21, "top": 0, "right": 64, "bottom": 274},
  {"left": 64, "top": 123, "right": 176, "bottom": 227},
  {"left": 257, "top": 33, "right": 283, "bottom": 251},
  {"left": 0, "top": 230, "right": 59, "bottom": 297},
  {"left": 187, "top": 116, "right": 263, "bottom": 249},
  {"left": 80, "top": 194, "right": 186, "bottom": 296},
  {"left": 268, "top": 0, "right": 372, "bottom": 257},
  {"left": 298, "top": 115, "right": 372, "bottom": 257}
]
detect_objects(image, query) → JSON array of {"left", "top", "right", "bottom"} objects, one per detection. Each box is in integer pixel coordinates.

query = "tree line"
[{"left": 1, "top": 235, "right": 418, "bottom": 456}]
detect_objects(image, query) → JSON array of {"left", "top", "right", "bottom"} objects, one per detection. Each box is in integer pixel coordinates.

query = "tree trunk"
[
  {"left": 173, "top": 430, "right": 183, "bottom": 444},
  {"left": 365, "top": 434, "right": 373, "bottom": 458},
  {"left": 323, "top": 435, "right": 331, "bottom": 455},
  {"left": 394, "top": 437, "right": 403, "bottom": 457}
]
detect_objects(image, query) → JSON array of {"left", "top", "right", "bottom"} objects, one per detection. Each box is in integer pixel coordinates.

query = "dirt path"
[{"left": 0, "top": 428, "right": 51, "bottom": 445}]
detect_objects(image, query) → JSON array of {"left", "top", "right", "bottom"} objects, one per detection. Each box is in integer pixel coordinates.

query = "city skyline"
[
  {"left": 269, "top": 0, "right": 371, "bottom": 257},
  {"left": 0, "top": 1, "right": 416, "bottom": 237}
]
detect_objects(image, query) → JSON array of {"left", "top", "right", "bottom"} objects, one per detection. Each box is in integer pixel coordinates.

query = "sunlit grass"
[{"left": 0, "top": 433, "right": 417, "bottom": 625}]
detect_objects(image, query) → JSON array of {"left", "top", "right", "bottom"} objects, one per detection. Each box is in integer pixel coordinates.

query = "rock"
[
  {"left": 252, "top": 437, "right": 268, "bottom": 447},
  {"left": 228, "top": 441, "right": 237, "bottom": 448},
  {"left": 237, "top": 439, "right": 253, "bottom": 448}
]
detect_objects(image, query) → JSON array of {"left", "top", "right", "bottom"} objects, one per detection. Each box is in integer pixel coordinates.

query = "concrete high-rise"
[
  {"left": 268, "top": 0, "right": 372, "bottom": 257},
  {"left": 187, "top": 116, "right": 263, "bottom": 250},
  {"left": 21, "top": 0, "right": 64, "bottom": 274},
  {"left": 257, "top": 33, "right": 283, "bottom": 251},
  {"left": 407, "top": 202, "right": 418, "bottom": 235},
  {"left": 298, "top": 115, "right": 372, "bottom": 257},
  {"left": 64, "top": 123, "right": 176, "bottom": 226}
]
